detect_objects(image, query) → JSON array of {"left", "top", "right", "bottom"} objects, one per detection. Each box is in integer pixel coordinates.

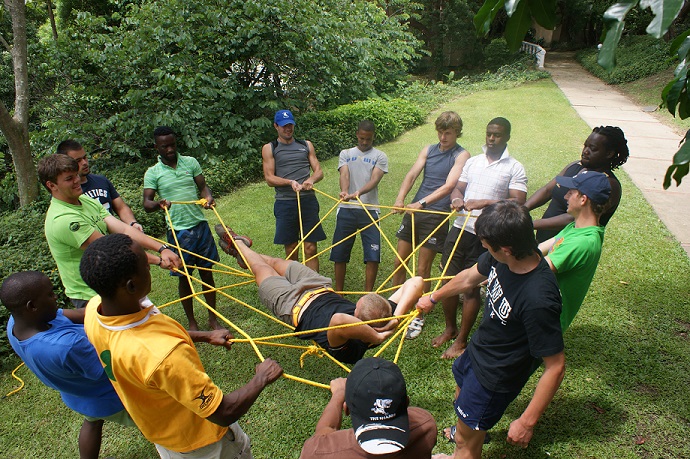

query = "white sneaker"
[{"left": 405, "top": 316, "right": 425, "bottom": 340}]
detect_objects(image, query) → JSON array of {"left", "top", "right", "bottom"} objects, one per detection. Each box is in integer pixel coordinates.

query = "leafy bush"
[
  {"left": 482, "top": 38, "right": 523, "bottom": 71},
  {"left": 576, "top": 35, "right": 675, "bottom": 84},
  {"left": 298, "top": 99, "right": 425, "bottom": 159}
]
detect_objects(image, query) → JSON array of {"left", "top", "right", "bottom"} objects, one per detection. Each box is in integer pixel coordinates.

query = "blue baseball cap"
[
  {"left": 555, "top": 170, "right": 611, "bottom": 205},
  {"left": 274, "top": 109, "right": 295, "bottom": 126}
]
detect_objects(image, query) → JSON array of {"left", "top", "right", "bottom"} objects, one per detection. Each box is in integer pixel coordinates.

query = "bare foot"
[
  {"left": 209, "top": 319, "right": 224, "bottom": 330},
  {"left": 441, "top": 339, "right": 467, "bottom": 359},
  {"left": 431, "top": 328, "right": 459, "bottom": 348},
  {"left": 187, "top": 321, "right": 199, "bottom": 332}
]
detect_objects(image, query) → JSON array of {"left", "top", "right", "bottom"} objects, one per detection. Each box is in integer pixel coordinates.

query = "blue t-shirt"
[
  {"left": 81, "top": 174, "right": 120, "bottom": 215},
  {"left": 7, "top": 309, "right": 124, "bottom": 418}
]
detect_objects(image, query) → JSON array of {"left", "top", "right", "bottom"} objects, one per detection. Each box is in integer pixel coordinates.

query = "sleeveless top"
[
  {"left": 273, "top": 139, "right": 314, "bottom": 200},
  {"left": 536, "top": 162, "right": 620, "bottom": 242},
  {"left": 412, "top": 143, "right": 463, "bottom": 211}
]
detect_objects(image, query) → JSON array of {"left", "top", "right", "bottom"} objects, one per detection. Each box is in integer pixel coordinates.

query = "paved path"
[{"left": 546, "top": 52, "right": 690, "bottom": 257}]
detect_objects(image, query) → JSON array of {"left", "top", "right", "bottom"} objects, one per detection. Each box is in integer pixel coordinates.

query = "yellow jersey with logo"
[{"left": 84, "top": 299, "right": 227, "bottom": 452}]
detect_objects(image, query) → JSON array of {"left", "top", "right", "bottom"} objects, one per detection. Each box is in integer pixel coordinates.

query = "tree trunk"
[
  {"left": 46, "top": 0, "right": 58, "bottom": 42},
  {"left": 0, "top": 0, "right": 39, "bottom": 207}
]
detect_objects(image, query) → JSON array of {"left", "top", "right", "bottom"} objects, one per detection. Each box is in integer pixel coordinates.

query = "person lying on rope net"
[{"left": 214, "top": 224, "right": 424, "bottom": 364}]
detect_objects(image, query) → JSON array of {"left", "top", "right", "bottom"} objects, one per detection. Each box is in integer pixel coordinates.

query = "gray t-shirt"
[
  {"left": 337, "top": 146, "right": 388, "bottom": 211},
  {"left": 412, "top": 143, "right": 463, "bottom": 211},
  {"left": 273, "top": 139, "right": 314, "bottom": 200}
]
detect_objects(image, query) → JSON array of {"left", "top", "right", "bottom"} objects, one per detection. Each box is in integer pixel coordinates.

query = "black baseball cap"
[{"left": 346, "top": 357, "right": 409, "bottom": 455}]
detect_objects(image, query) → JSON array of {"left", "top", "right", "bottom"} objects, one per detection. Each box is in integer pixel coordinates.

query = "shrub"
[
  {"left": 576, "top": 35, "right": 674, "bottom": 84},
  {"left": 298, "top": 99, "right": 426, "bottom": 159}
]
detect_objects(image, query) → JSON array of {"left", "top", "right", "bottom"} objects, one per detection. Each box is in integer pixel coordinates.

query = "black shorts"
[
  {"left": 395, "top": 212, "right": 449, "bottom": 253},
  {"left": 440, "top": 226, "right": 486, "bottom": 276}
]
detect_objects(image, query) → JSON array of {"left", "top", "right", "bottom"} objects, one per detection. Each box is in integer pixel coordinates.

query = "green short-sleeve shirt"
[
  {"left": 143, "top": 154, "right": 206, "bottom": 230},
  {"left": 548, "top": 222, "right": 605, "bottom": 331},
  {"left": 45, "top": 195, "right": 109, "bottom": 300}
]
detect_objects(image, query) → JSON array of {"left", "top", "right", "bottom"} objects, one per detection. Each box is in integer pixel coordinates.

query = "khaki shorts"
[
  {"left": 257, "top": 262, "right": 332, "bottom": 325},
  {"left": 155, "top": 423, "right": 252, "bottom": 459}
]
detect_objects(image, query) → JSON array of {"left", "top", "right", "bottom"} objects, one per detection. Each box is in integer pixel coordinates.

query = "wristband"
[
  {"left": 429, "top": 294, "right": 438, "bottom": 304},
  {"left": 130, "top": 221, "right": 138, "bottom": 226},
  {"left": 158, "top": 244, "right": 171, "bottom": 253},
  {"left": 157, "top": 257, "right": 162, "bottom": 266}
]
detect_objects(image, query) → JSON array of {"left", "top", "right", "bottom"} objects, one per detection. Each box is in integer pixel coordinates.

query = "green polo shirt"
[
  {"left": 144, "top": 154, "right": 206, "bottom": 230},
  {"left": 45, "top": 195, "right": 109, "bottom": 300}
]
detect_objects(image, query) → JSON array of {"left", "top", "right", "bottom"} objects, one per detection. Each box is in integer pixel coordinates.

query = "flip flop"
[{"left": 444, "top": 425, "right": 491, "bottom": 444}]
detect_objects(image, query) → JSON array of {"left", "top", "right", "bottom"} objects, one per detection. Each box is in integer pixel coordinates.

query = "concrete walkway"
[{"left": 546, "top": 52, "right": 690, "bottom": 257}]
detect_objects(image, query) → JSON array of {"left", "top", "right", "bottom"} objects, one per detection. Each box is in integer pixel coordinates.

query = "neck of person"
[
  {"left": 79, "top": 174, "right": 88, "bottom": 185},
  {"left": 506, "top": 251, "right": 541, "bottom": 274},
  {"left": 573, "top": 207, "right": 600, "bottom": 228},
  {"left": 10, "top": 317, "right": 50, "bottom": 341},
  {"left": 277, "top": 136, "right": 294, "bottom": 145},
  {"left": 99, "top": 294, "right": 144, "bottom": 317},
  {"left": 55, "top": 194, "right": 81, "bottom": 206},
  {"left": 485, "top": 145, "right": 506, "bottom": 163}
]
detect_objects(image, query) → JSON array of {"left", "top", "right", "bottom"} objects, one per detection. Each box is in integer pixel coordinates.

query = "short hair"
[
  {"left": 56, "top": 139, "right": 83, "bottom": 155},
  {"left": 474, "top": 201, "right": 537, "bottom": 260},
  {"left": 0, "top": 271, "right": 49, "bottom": 313},
  {"left": 435, "top": 111, "right": 463, "bottom": 136},
  {"left": 590, "top": 199, "right": 607, "bottom": 216},
  {"left": 357, "top": 120, "right": 376, "bottom": 133},
  {"left": 80, "top": 234, "right": 140, "bottom": 299},
  {"left": 592, "top": 126, "right": 629, "bottom": 170},
  {"left": 488, "top": 117, "right": 511, "bottom": 136},
  {"left": 37, "top": 154, "right": 79, "bottom": 189},
  {"left": 357, "top": 293, "right": 392, "bottom": 322},
  {"left": 153, "top": 126, "right": 176, "bottom": 139}
]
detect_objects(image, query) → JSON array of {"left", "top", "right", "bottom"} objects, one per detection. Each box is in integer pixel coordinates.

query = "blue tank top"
[{"left": 412, "top": 143, "right": 463, "bottom": 211}]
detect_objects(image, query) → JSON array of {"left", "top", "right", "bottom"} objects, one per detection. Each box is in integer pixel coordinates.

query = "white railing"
[{"left": 520, "top": 41, "right": 546, "bottom": 69}]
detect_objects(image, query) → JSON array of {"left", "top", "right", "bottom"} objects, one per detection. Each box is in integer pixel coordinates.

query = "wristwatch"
[
  {"left": 158, "top": 244, "right": 172, "bottom": 253},
  {"left": 419, "top": 199, "right": 427, "bottom": 208}
]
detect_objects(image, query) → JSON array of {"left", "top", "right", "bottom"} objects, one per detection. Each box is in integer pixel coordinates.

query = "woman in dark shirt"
[{"left": 526, "top": 126, "right": 629, "bottom": 242}]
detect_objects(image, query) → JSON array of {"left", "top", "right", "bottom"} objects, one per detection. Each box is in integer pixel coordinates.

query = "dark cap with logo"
[
  {"left": 346, "top": 357, "right": 409, "bottom": 455},
  {"left": 555, "top": 170, "right": 611, "bottom": 205}
]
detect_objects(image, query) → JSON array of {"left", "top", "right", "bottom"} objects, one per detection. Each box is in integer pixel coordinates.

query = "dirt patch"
[{"left": 674, "top": 319, "right": 690, "bottom": 338}]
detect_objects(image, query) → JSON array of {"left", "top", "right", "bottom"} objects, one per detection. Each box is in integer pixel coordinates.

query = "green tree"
[
  {"left": 33, "top": 0, "right": 420, "bottom": 157},
  {"left": 475, "top": 0, "right": 690, "bottom": 187}
]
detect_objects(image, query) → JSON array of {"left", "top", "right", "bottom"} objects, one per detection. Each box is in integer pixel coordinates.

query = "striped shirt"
[{"left": 144, "top": 154, "right": 206, "bottom": 230}]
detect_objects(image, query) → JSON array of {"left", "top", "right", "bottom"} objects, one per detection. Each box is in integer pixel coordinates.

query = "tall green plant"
[{"left": 474, "top": 0, "right": 690, "bottom": 187}]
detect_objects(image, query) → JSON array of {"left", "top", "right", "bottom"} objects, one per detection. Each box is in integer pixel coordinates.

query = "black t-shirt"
[
  {"left": 296, "top": 292, "right": 371, "bottom": 364},
  {"left": 536, "top": 162, "right": 620, "bottom": 242},
  {"left": 467, "top": 252, "right": 564, "bottom": 393}
]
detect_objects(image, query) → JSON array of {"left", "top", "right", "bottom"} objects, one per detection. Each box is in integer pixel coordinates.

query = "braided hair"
[{"left": 592, "top": 126, "right": 629, "bottom": 170}]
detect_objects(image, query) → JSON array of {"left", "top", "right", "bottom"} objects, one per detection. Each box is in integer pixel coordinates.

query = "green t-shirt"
[
  {"left": 45, "top": 195, "right": 109, "bottom": 300},
  {"left": 143, "top": 154, "right": 206, "bottom": 230},
  {"left": 548, "top": 222, "right": 605, "bottom": 331}
]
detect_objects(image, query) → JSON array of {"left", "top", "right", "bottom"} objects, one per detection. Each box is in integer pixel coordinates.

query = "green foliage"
[
  {"left": 475, "top": 0, "right": 690, "bottom": 186},
  {"left": 30, "top": 0, "right": 420, "bottom": 168},
  {"left": 299, "top": 99, "right": 426, "bottom": 159},
  {"left": 482, "top": 38, "right": 521, "bottom": 71},
  {"left": 576, "top": 35, "right": 674, "bottom": 84},
  {"left": 412, "top": 0, "right": 486, "bottom": 74}
]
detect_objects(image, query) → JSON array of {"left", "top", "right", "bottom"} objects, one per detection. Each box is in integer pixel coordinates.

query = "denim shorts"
[
  {"left": 166, "top": 221, "right": 220, "bottom": 277},
  {"left": 273, "top": 195, "right": 327, "bottom": 245},
  {"left": 330, "top": 208, "right": 381, "bottom": 263}
]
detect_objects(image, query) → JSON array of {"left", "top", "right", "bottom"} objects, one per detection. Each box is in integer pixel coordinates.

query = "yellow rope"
[
  {"left": 136, "top": 188, "right": 462, "bottom": 391},
  {"left": 3, "top": 363, "right": 25, "bottom": 398}
]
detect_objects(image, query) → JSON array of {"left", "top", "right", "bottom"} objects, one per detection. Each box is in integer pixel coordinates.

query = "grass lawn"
[{"left": 2, "top": 79, "right": 689, "bottom": 458}]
